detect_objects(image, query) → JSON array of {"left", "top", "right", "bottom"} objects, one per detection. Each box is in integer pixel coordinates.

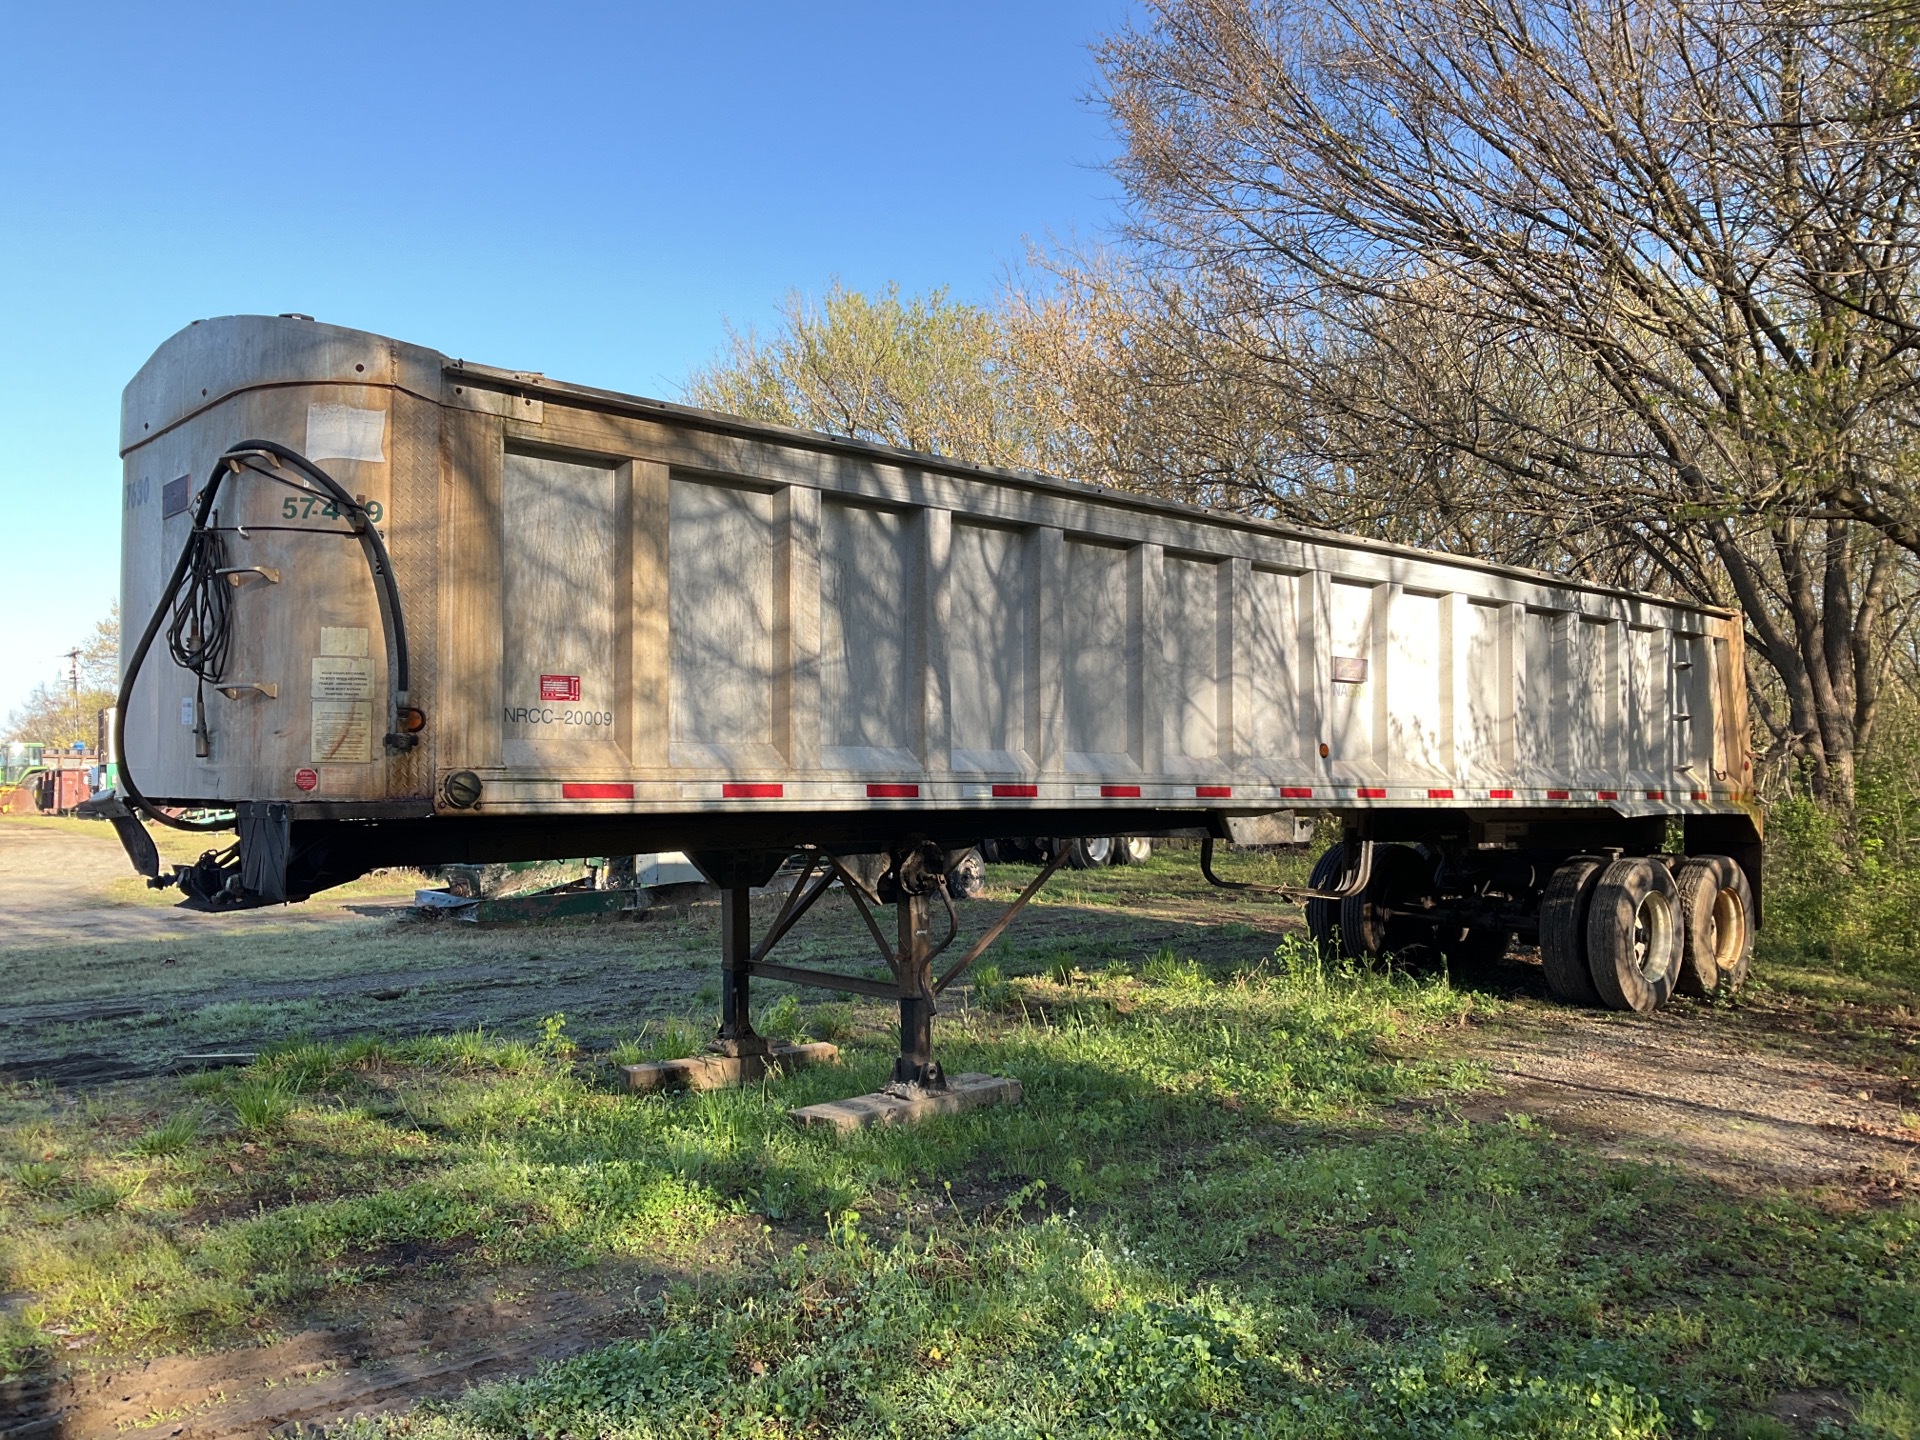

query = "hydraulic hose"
[{"left": 115, "top": 440, "right": 413, "bottom": 833}]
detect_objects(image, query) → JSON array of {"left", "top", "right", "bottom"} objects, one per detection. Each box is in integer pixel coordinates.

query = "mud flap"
[{"left": 238, "top": 803, "right": 291, "bottom": 904}]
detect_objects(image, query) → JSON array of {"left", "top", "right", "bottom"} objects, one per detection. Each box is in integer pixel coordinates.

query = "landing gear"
[{"left": 684, "top": 840, "right": 1068, "bottom": 1105}]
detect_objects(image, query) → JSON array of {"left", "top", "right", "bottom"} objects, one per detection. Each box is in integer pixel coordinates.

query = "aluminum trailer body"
[{"left": 113, "top": 316, "right": 1764, "bottom": 1053}]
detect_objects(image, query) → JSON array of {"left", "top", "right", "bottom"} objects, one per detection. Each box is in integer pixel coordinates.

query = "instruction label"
[
  {"left": 312, "top": 655, "right": 372, "bottom": 701},
  {"left": 311, "top": 701, "right": 373, "bottom": 763}
]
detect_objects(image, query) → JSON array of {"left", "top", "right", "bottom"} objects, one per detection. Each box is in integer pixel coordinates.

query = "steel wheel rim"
[
  {"left": 1710, "top": 887, "right": 1745, "bottom": 969},
  {"left": 1631, "top": 891, "right": 1674, "bottom": 981}
]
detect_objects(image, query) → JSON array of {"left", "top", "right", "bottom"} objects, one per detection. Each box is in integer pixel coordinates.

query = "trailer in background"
[{"left": 110, "top": 315, "right": 1763, "bottom": 1097}]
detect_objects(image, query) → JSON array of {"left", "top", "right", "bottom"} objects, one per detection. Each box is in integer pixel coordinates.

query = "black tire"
[
  {"left": 1339, "top": 844, "right": 1438, "bottom": 960},
  {"left": 1674, "top": 855, "right": 1754, "bottom": 997},
  {"left": 1058, "top": 836, "right": 1112, "bottom": 869},
  {"left": 1539, "top": 859, "right": 1605, "bottom": 1005},
  {"left": 944, "top": 847, "right": 987, "bottom": 900},
  {"left": 1586, "top": 857, "right": 1681, "bottom": 1014},
  {"left": 1304, "top": 843, "right": 1347, "bottom": 955},
  {"left": 1112, "top": 836, "right": 1153, "bottom": 866},
  {"left": 978, "top": 839, "right": 1003, "bottom": 864}
]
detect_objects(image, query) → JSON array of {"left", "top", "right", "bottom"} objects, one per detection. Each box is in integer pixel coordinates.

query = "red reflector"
[
  {"left": 1488, "top": 788, "right": 1514, "bottom": 799},
  {"left": 723, "top": 782, "right": 783, "bottom": 798},
  {"left": 866, "top": 783, "right": 919, "bottom": 798},
  {"left": 1357, "top": 787, "right": 1387, "bottom": 799},
  {"left": 1102, "top": 784, "right": 1141, "bottom": 798},
  {"left": 1692, "top": 791, "right": 1709, "bottom": 801},
  {"left": 562, "top": 783, "right": 633, "bottom": 800},
  {"left": 1280, "top": 786, "right": 1313, "bottom": 799},
  {"left": 1427, "top": 788, "right": 1455, "bottom": 799},
  {"left": 992, "top": 783, "right": 1038, "bottom": 798},
  {"left": 1195, "top": 785, "right": 1232, "bottom": 798},
  {"left": 1597, "top": 790, "right": 1619, "bottom": 800},
  {"left": 1546, "top": 789, "right": 1571, "bottom": 800},
  {"left": 1645, "top": 789, "right": 1664, "bottom": 800}
]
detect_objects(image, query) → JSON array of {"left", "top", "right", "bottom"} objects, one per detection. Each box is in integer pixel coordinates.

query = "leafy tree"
[{"left": 684, "top": 280, "right": 1050, "bottom": 468}]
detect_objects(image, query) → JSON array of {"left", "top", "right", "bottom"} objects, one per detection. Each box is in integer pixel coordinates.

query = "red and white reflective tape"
[{"left": 562, "top": 782, "right": 632, "bottom": 799}]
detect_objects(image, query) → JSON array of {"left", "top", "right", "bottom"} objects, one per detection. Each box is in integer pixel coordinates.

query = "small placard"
[
  {"left": 306, "top": 403, "right": 387, "bottom": 463},
  {"left": 312, "top": 655, "right": 373, "bottom": 701},
  {"left": 320, "top": 625, "right": 369, "bottom": 657},
  {"left": 1332, "top": 656, "right": 1369, "bottom": 684},
  {"left": 540, "top": 674, "right": 582, "bottom": 703},
  {"left": 312, "top": 700, "right": 372, "bottom": 763},
  {"left": 161, "top": 474, "right": 192, "bottom": 519},
  {"left": 179, "top": 696, "right": 194, "bottom": 727}
]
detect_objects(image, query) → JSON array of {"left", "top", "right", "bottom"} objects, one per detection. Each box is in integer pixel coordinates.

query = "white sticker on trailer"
[
  {"left": 306, "top": 404, "right": 387, "bottom": 463},
  {"left": 312, "top": 655, "right": 372, "bottom": 701},
  {"left": 312, "top": 701, "right": 372, "bottom": 763},
  {"left": 320, "top": 626, "right": 369, "bottom": 657},
  {"left": 180, "top": 696, "right": 193, "bottom": 726}
]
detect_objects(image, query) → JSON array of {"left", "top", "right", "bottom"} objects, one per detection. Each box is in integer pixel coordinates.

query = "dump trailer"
[{"left": 111, "top": 315, "right": 1762, "bottom": 1085}]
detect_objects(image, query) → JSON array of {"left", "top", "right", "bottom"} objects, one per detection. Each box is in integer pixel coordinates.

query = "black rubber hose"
[{"left": 115, "top": 441, "right": 413, "bottom": 833}]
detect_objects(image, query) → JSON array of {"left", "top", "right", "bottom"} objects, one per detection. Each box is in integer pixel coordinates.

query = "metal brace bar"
[
  {"left": 1199, "top": 835, "right": 1374, "bottom": 902},
  {"left": 825, "top": 853, "right": 902, "bottom": 976},
  {"left": 751, "top": 856, "right": 827, "bottom": 963},
  {"left": 932, "top": 843, "right": 1072, "bottom": 996},
  {"left": 746, "top": 959, "right": 898, "bottom": 1000}
]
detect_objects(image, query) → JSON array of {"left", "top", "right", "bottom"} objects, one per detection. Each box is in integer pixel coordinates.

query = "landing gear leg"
[
  {"left": 714, "top": 886, "right": 770, "bottom": 1058},
  {"left": 890, "top": 885, "right": 945, "bottom": 1092}
]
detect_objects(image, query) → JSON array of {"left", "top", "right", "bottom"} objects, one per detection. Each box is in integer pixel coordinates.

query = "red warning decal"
[
  {"left": 540, "top": 674, "right": 582, "bottom": 703},
  {"left": 294, "top": 767, "right": 319, "bottom": 792}
]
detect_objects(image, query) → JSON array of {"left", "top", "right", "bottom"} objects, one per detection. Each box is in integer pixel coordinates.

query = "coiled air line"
[{"left": 115, "top": 439, "right": 416, "bottom": 838}]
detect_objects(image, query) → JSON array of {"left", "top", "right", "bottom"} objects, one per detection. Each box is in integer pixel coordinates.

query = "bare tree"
[
  {"left": 4, "top": 606, "right": 119, "bottom": 749},
  {"left": 1092, "top": 0, "right": 1920, "bottom": 802}
]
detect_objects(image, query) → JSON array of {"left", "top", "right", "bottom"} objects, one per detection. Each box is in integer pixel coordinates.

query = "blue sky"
[{"left": 0, "top": 1, "right": 1132, "bottom": 726}]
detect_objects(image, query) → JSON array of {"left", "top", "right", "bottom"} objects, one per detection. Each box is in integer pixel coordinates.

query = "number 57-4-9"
[{"left": 281, "top": 496, "right": 384, "bottom": 523}]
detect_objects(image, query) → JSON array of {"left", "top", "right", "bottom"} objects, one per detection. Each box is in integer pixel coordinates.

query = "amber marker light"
[{"left": 397, "top": 707, "right": 428, "bottom": 733}]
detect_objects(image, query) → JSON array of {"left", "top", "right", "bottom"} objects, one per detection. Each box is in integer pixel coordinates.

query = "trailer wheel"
[
  {"left": 1340, "top": 844, "right": 1438, "bottom": 960},
  {"left": 944, "top": 847, "right": 987, "bottom": 900},
  {"left": 1056, "top": 836, "right": 1113, "bottom": 869},
  {"left": 1674, "top": 856, "right": 1753, "bottom": 997},
  {"left": 1304, "top": 843, "right": 1348, "bottom": 955},
  {"left": 1539, "top": 859, "right": 1605, "bottom": 1005},
  {"left": 1112, "top": 836, "right": 1153, "bottom": 866},
  {"left": 1586, "top": 857, "right": 1681, "bottom": 1013}
]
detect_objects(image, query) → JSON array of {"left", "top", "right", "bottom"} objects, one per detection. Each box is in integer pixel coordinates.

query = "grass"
[
  {"left": 4, "top": 818, "right": 1917, "bottom": 1434},
  {"left": 2, "top": 929, "right": 1915, "bottom": 1436}
]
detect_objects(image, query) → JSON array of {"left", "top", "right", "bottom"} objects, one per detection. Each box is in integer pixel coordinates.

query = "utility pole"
[{"left": 63, "top": 648, "right": 80, "bottom": 749}]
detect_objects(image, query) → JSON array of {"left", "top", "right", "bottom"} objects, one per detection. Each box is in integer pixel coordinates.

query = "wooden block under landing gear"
[
  {"left": 788, "top": 1072, "right": 1023, "bottom": 1132},
  {"left": 623, "top": 1041, "right": 839, "bottom": 1092}
]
